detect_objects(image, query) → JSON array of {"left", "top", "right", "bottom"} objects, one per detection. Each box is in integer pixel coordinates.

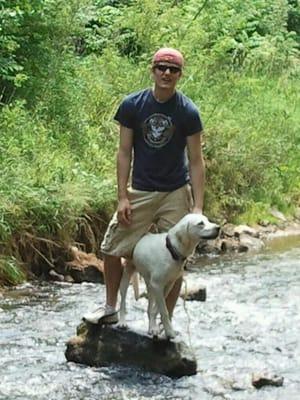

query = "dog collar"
[{"left": 166, "top": 235, "right": 186, "bottom": 262}]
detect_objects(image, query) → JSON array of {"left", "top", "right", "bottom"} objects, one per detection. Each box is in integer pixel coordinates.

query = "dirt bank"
[{"left": 1, "top": 212, "right": 300, "bottom": 287}]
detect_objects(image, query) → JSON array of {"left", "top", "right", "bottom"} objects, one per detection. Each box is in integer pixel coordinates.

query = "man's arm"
[
  {"left": 117, "top": 124, "right": 134, "bottom": 225},
  {"left": 187, "top": 132, "right": 205, "bottom": 213}
]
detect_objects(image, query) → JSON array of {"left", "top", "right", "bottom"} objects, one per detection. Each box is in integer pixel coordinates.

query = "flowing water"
[{"left": 1, "top": 236, "right": 299, "bottom": 400}]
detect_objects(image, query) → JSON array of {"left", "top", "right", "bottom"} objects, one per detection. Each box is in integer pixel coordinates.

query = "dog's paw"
[
  {"left": 149, "top": 326, "right": 160, "bottom": 338},
  {"left": 117, "top": 321, "right": 128, "bottom": 330},
  {"left": 165, "top": 328, "right": 176, "bottom": 340}
]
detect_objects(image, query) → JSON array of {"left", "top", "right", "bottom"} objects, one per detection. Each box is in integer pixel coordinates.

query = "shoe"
[{"left": 82, "top": 306, "right": 119, "bottom": 325}]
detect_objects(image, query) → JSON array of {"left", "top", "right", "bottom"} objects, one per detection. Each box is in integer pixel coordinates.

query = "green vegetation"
[
  {"left": 0, "top": 256, "right": 25, "bottom": 285},
  {"left": 0, "top": 0, "right": 299, "bottom": 284}
]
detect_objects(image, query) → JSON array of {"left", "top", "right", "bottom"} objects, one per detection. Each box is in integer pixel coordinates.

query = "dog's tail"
[{"left": 131, "top": 271, "right": 140, "bottom": 301}]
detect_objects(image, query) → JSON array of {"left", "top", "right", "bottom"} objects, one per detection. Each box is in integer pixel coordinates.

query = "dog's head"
[
  {"left": 169, "top": 213, "right": 220, "bottom": 254},
  {"left": 183, "top": 213, "right": 220, "bottom": 240}
]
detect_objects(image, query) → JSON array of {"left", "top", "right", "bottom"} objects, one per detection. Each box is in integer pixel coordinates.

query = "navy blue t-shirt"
[{"left": 114, "top": 88, "right": 203, "bottom": 191}]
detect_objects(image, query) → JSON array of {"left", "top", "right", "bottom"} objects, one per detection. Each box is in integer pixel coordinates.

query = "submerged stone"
[
  {"left": 180, "top": 279, "right": 207, "bottom": 302},
  {"left": 65, "top": 322, "right": 197, "bottom": 378},
  {"left": 252, "top": 372, "right": 284, "bottom": 388}
]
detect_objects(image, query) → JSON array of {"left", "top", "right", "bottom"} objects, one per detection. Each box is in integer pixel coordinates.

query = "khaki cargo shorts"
[{"left": 101, "top": 184, "right": 193, "bottom": 259}]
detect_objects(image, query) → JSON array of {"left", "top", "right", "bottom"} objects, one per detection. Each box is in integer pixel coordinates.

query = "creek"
[{"left": 1, "top": 236, "right": 299, "bottom": 400}]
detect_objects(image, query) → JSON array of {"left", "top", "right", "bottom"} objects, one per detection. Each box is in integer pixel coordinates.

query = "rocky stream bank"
[{"left": 44, "top": 218, "right": 300, "bottom": 286}]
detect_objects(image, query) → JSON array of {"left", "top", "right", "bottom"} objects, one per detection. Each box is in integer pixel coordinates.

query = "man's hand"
[{"left": 117, "top": 198, "right": 132, "bottom": 226}]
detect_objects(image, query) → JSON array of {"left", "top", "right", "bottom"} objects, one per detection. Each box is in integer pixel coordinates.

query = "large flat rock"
[{"left": 65, "top": 322, "right": 197, "bottom": 378}]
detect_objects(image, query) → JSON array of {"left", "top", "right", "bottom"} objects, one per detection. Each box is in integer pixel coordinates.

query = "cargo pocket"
[{"left": 100, "top": 216, "right": 119, "bottom": 253}]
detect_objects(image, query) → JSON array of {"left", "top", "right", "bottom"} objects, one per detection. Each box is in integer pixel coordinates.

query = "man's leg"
[
  {"left": 82, "top": 255, "right": 123, "bottom": 324},
  {"left": 104, "top": 254, "right": 123, "bottom": 309},
  {"left": 83, "top": 188, "right": 156, "bottom": 324},
  {"left": 165, "top": 276, "right": 183, "bottom": 319},
  {"left": 82, "top": 253, "right": 122, "bottom": 324}
]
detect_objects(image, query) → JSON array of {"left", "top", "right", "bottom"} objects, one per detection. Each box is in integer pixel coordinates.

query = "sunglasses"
[{"left": 154, "top": 64, "right": 182, "bottom": 74}]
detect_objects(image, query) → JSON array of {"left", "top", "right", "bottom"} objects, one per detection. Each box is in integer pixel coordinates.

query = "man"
[{"left": 84, "top": 47, "right": 205, "bottom": 324}]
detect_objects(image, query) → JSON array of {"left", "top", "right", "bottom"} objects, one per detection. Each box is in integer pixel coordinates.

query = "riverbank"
[
  {"left": 203, "top": 217, "right": 300, "bottom": 255},
  {"left": 1, "top": 211, "right": 300, "bottom": 288}
]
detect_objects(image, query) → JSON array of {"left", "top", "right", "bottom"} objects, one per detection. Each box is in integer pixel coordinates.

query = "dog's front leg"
[
  {"left": 152, "top": 284, "right": 176, "bottom": 339},
  {"left": 147, "top": 286, "right": 159, "bottom": 337},
  {"left": 118, "top": 265, "right": 132, "bottom": 328}
]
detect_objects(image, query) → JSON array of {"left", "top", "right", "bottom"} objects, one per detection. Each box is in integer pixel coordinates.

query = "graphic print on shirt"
[{"left": 142, "top": 113, "right": 175, "bottom": 148}]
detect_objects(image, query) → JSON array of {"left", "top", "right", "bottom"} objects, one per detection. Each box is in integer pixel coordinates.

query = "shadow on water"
[{"left": 1, "top": 235, "right": 300, "bottom": 399}]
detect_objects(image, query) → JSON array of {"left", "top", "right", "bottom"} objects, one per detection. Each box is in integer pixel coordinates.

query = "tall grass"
[{"left": 0, "top": 256, "right": 25, "bottom": 286}]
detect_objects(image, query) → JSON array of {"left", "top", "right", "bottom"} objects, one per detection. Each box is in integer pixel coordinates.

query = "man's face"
[{"left": 152, "top": 62, "right": 182, "bottom": 90}]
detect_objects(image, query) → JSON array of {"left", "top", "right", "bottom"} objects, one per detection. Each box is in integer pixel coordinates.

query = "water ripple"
[{"left": 0, "top": 240, "right": 299, "bottom": 399}]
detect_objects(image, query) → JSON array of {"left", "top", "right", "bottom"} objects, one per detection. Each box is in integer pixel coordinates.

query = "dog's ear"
[{"left": 174, "top": 220, "right": 192, "bottom": 248}]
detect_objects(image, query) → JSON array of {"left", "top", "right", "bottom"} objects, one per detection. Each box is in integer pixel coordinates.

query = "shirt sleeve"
[
  {"left": 184, "top": 103, "right": 204, "bottom": 136},
  {"left": 114, "top": 96, "right": 135, "bottom": 129}
]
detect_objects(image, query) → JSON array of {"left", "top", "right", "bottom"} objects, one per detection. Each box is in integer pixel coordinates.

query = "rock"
[
  {"left": 259, "top": 220, "right": 270, "bottom": 227},
  {"left": 220, "top": 230, "right": 265, "bottom": 253},
  {"left": 48, "top": 269, "right": 65, "bottom": 282},
  {"left": 257, "top": 224, "right": 277, "bottom": 236},
  {"left": 183, "top": 287, "right": 206, "bottom": 302},
  {"left": 66, "top": 247, "right": 104, "bottom": 283},
  {"left": 180, "top": 280, "right": 207, "bottom": 301},
  {"left": 65, "top": 322, "right": 197, "bottom": 378},
  {"left": 69, "top": 265, "right": 104, "bottom": 283},
  {"left": 237, "top": 243, "right": 249, "bottom": 253},
  {"left": 64, "top": 275, "right": 75, "bottom": 283},
  {"left": 234, "top": 225, "right": 259, "bottom": 238},
  {"left": 220, "top": 238, "right": 240, "bottom": 252},
  {"left": 239, "top": 234, "right": 265, "bottom": 252},
  {"left": 252, "top": 372, "right": 284, "bottom": 388},
  {"left": 222, "top": 224, "right": 236, "bottom": 237},
  {"left": 195, "top": 239, "right": 221, "bottom": 256},
  {"left": 270, "top": 209, "right": 287, "bottom": 222}
]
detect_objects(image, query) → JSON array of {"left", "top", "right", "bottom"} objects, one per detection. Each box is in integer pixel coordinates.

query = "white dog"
[{"left": 119, "top": 213, "right": 220, "bottom": 339}]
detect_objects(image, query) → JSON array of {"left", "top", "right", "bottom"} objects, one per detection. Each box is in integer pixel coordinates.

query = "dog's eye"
[{"left": 197, "top": 221, "right": 205, "bottom": 227}]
